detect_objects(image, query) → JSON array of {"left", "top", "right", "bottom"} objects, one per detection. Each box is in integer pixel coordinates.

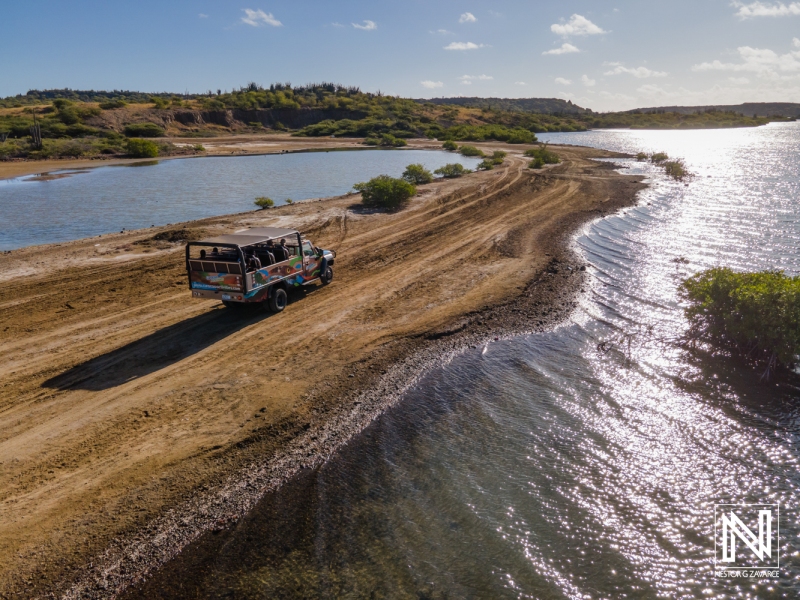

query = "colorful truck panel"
[{"left": 190, "top": 272, "right": 243, "bottom": 292}]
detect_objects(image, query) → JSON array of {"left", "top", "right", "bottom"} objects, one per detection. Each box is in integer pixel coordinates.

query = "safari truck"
[{"left": 185, "top": 227, "right": 335, "bottom": 312}]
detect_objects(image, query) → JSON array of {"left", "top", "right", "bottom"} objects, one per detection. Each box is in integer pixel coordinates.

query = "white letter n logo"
[{"left": 721, "top": 509, "right": 772, "bottom": 562}]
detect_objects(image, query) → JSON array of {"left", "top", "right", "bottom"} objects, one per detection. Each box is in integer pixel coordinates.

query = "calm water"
[
  {"left": 0, "top": 149, "right": 481, "bottom": 251},
  {"left": 140, "top": 123, "right": 800, "bottom": 599}
]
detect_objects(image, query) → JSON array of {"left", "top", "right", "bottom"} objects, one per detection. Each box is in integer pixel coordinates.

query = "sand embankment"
[{"left": 0, "top": 144, "right": 644, "bottom": 598}]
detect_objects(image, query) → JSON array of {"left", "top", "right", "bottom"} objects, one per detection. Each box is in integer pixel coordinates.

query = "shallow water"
[
  {"left": 135, "top": 123, "right": 800, "bottom": 599},
  {"left": 0, "top": 149, "right": 481, "bottom": 251}
]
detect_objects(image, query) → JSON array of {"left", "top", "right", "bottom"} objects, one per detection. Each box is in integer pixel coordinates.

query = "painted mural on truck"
[
  {"left": 190, "top": 272, "right": 243, "bottom": 292},
  {"left": 244, "top": 255, "right": 320, "bottom": 299}
]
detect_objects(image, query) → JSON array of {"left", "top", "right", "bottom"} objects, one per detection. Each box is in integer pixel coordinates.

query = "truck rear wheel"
[{"left": 268, "top": 288, "right": 287, "bottom": 312}]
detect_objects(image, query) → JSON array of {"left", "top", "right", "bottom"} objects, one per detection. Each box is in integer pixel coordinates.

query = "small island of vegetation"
[{"left": 680, "top": 268, "right": 800, "bottom": 379}]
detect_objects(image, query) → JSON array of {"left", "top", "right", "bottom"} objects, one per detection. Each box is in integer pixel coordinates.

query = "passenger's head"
[
  {"left": 212, "top": 247, "right": 218, "bottom": 253},
  {"left": 266, "top": 240, "right": 274, "bottom": 247},
  {"left": 199, "top": 249, "right": 206, "bottom": 259},
  {"left": 280, "top": 238, "right": 286, "bottom": 245}
]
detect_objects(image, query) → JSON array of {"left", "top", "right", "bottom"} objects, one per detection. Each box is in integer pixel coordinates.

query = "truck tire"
[
  {"left": 321, "top": 266, "right": 334, "bottom": 285},
  {"left": 268, "top": 288, "right": 287, "bottom": 312}
]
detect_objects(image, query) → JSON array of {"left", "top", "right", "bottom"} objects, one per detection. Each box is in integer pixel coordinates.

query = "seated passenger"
[
  {"left": 274, "top": 239, "right": 289, "bottom": 262},
  {"left": 246, "top": 251, "right": 262, "bottom": 271},
  {"left": 199, "top": 249, "right": 207, "bottom": 259},
  {"left": 210, "top": 247, "right": 221, "bottom": 258}
]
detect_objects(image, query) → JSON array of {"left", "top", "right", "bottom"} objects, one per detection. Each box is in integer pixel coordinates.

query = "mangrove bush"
[
  {"left": 402, "top": 163, "right": 433, "bottom": 184},
  {"left": 525, "top": 146, "right": 560, "bottom": 168},
  {"left": 353, "top": 175, "right": 416, "bottom": 209},
  {"left": 254, "top": 197, "right": 275, "bottom": 209},
  {"left": 458, "top": 145, "right": 484, "bottom": 157},
  {"left": 680, "top": 268, "right": 800, "bottom": 377},
  {"left": 126, "top": 138, "right": 159, "bottom": 158},
  {"left": 434, "top": 163, "right": 471, "bottom": 178}
]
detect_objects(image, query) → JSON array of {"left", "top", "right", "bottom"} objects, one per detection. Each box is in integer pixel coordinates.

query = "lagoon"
[{"left": 0, "top": 149, "right": 482, "bottom": 251}]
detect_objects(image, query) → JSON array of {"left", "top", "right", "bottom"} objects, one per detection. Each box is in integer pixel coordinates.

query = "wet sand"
[{"left": 0, "top": 143, "right": 644, "bottom": 598}]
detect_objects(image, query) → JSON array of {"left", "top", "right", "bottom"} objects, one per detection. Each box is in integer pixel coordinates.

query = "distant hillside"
[
  {"left": 417, "top": 97, "right": 590, "bottom": 115},
  {"left": 628, "top": 102, "right": 800, "bottom": 118},
  {"left": 0, "top": 88, "right": 197, "bottom": 107}
]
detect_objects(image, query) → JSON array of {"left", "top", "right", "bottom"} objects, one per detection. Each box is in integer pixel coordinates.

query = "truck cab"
[{"left": 186, "top": 227, "right": 335, "bottom": 312}]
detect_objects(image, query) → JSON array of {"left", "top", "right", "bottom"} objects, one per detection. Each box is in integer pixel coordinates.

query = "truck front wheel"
[
  {"left": 321, "top": 266, "right": 334, "bottom": 285},
  {"left": 268, "top": 288, "right": 287, "bottom": 312}
]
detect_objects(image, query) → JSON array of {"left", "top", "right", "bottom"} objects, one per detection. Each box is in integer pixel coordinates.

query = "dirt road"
[{"left": 0, "top": 144, "right": 643, "bottom": 597}]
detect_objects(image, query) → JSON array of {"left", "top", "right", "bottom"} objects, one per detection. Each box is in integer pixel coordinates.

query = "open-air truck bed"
[{"left": 185, "top": 226, "right": 335, "bottom": 312}]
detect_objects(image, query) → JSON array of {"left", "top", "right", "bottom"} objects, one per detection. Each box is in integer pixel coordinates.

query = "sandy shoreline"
[{"left": 0, "top": 142, "right": 644, "bottom": 598}]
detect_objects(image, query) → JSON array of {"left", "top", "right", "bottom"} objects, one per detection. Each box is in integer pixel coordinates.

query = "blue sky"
[{"left": 3, "top": 1, "right": 800, "bottom": 111}]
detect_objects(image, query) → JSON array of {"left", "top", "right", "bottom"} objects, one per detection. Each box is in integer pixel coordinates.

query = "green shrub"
[
  {"left": 477, "top": 159, "right": 495, "bottom": 171},
  {"left": 442, "top": 140, "right": 458, "bottom": 151},
  {"left": 254, "top": 196, "right": 275, "bottom": 209},
  {"left": 99, "top": 100, "right": 127, "bottom": 110},
  {"left": 363, "top": 134, "right": 406, "bottom": 147},
  {"left": 124, "top": 122, "right": 165, "bottom": 138},
  {"left": 524, "top": 146, "right": 560, "bottom": 166},
  {"left": 491, "top": 150, "right": 507, "bottom": 160},
  {"left": 434, "top": 163, "right": 471, "bottom": 178},
  {"left": 507, "top": 129, "right": 536, "bottom": 144},
  {"left": 286, "top": 198, "right": 294, "bottom": 205},
  {"left": 636, "top": 152, "right": 648, "bottom": 161},
  {"left": 663, "top": 159, "right": 688, "bottom": 180},
  {"left": 458, "top": 145, "right": 484, "bottom": 157},
  {"left": 380, "top": 133, "right": 407, "bottom": 147},
  {"left": 353, "top": 175, "right": 416, "bottom": 209},
  {"left": 401, "top": 163, "right": 433, "bottom": 184},
  {"left": 192, "top": 144, "right": 205, "bottom": 152},
  {"left": 151, "top": 97, "right": 169, "bottom": 109},
  {"left": 650, "top": 152, "right": 669, "bottom": 163},
  {"left": 680, "top": 268, "right": 800, "bottom": 376},
  {"left": 126, "top": 138, "right": 159, "bottom": 158}
]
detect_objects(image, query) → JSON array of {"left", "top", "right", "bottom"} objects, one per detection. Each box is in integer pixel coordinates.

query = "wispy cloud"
[
  {"left": 729, "top": 76, "right": 751, "bottom": 84},
  {"left": 734, "top": 1, "right": 800, "bottom": 18},
  {"left": 330, "top": 22, "right": 344, "bottom": 28},
  {"left": 241, "top": 9, "right": 282, "bottom": 27},
  {"left": 581, "top": 74, "right": 596, "bottom": 87},
  {"left": 459, "top": 12, "right": 477, "bottom": 23},
  {"left": 514, "top": 81, "right": 526, "bottom": 85},
  {"left": 431, "top": 28, "right": 453, "bottom": 35},
  {"left": 555, "top": 77, "right": 572, "bottom": 85},
  {"left": 551, "top": 14, "right": 606, "bottom": 36},
  {"left": 352, "top": 20, "right": 377, "bottom": 30},
  {"left": 198, "top": 13, "right": 208, "bottom": 18},
  {"left": 444, "top": 41, "right": 487, "bottom": 50},
  {"left": 459, "top": 74, "right": 493, "bottom": 82},
  {"left": 692, "top": 39, "right": 800, "bottom": 74},
  {"left": 543, "top": 43, "right": 579, "bottom": 55},
  {"left": 604, "top": 64, "right": 667, "bottom": 78},
  {"left": 420, "top": 80, "right": 444, "bottom": 89}
]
